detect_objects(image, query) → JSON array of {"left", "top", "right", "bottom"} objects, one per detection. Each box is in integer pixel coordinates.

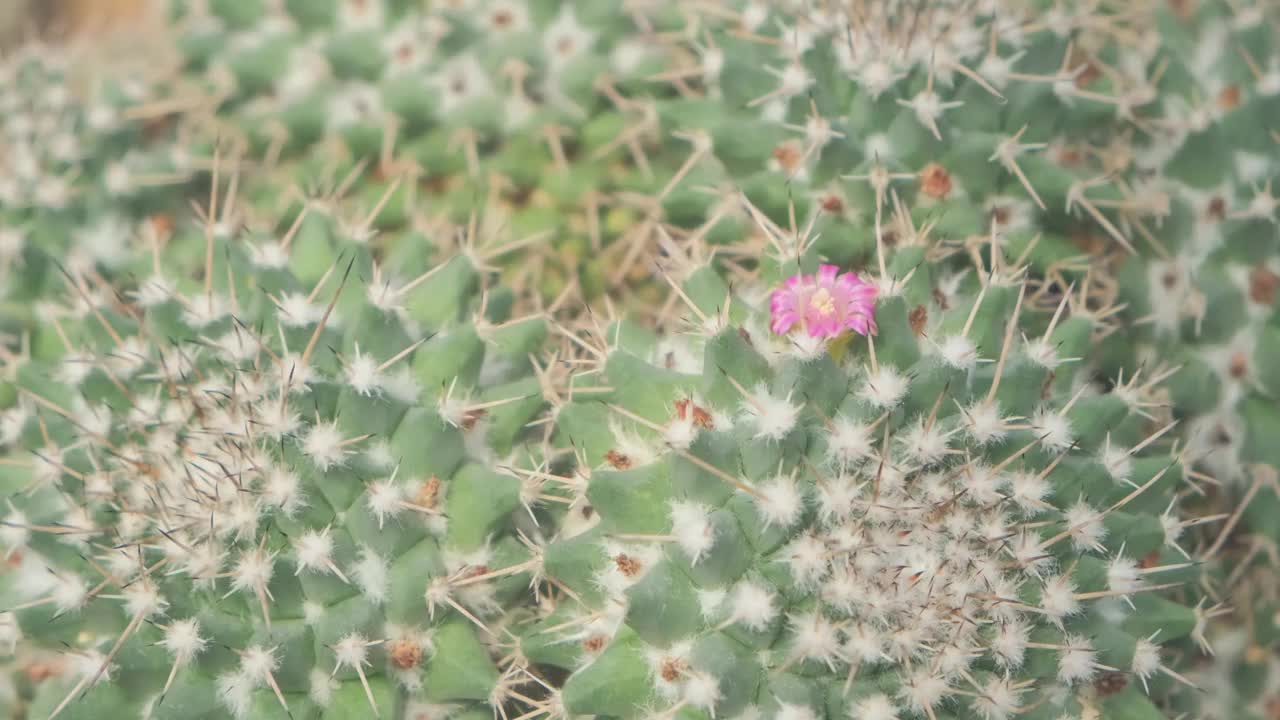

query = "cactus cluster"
[
  {"left": 0, "top": 164, "right": 553, "bottom": 720},
  {"left": 1093, "top": 0, "right": 1280, "bottom": 572},
  {"left": 164, "top": 0, "right": 708, "bottom": 304},
  {"left": 1088, "top": 5, "right": 1280, "bottom": 713},
  {"left": 534, "top": 214, "right": 1211, "bottom": 719},
  {"left": 0, "top": 0, "right": 1277, "bottom": 719}
]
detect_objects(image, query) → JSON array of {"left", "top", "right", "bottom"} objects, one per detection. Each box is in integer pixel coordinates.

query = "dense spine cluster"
[
  {"left": 0, "top": 163, "right": 553, "bottom": 719},
  {"left": 165, "top": 0, "right": 704, "bottom": 304},
  {"left": 1090, "top": 8, "right": 1280, "bottom": 713},
  {"left": 1094, "top": 0, "right": 1280, "bottom": 561},
  {"left": 533, "top": 210, "right": 1210, "bottom": 719}
]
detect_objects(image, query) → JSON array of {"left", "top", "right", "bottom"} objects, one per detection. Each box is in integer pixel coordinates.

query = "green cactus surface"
[{"left": 0, "top": 0, "right": 1278, "bottom": 718}]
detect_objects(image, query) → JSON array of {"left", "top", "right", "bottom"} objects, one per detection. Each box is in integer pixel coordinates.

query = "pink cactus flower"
[{"left": 770, "top": 265, "right": 878, "bottom": 338}]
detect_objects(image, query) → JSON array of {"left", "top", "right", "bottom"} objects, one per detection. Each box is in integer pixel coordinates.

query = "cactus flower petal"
[{"left": 770, "top": 264, "right": 878, "bottom": 339}]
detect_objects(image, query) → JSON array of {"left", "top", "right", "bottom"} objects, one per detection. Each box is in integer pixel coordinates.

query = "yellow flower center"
[{"left": 809, "top": 287, "right": 836, "bottom": 317}]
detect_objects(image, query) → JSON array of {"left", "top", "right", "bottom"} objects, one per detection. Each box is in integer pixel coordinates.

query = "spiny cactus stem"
[
  {"left": 302, "top": 256, "right": 355, "bottom": 368},
  {"left": 49, "top": 566, "right": 165, "bottom": 720},
  {"left": 1066, "top": 178, "right": 1136, "bottom": 254},
  {"left": 1205, "top": 465, "right": 1274, "bottom": 559}
]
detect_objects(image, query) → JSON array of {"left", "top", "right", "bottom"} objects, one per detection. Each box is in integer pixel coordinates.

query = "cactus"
[
  {"left": 1085, "top": 0, "right": 1280, "bottom": 576},
  {"left": 1, "top": 0, "right": 1277, "bottom": 718},
  {"left": 522, "top": 196, "right": 1214, "bottom": 719},
  {"left": 157, "top": 0, "right": 1181, "bottom": 308},
  {"left": 0, "top": 157, "right": 555, "bottom": 719},
  {"left": 1086, "top": 4, "right": 1280, "bottom": 703},
  {"left": 1087, "top": 0, "right": 1280, "bottom": 465},
  {"left": 162, "top": 0, "right": 707, "bottom": 304}
]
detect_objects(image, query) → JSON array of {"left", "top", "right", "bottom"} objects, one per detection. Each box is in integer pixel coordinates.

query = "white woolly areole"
[
  {"left": 964, "top": 400, "right": 1007, "bottom": 445},
  {"left": 1143, "top": 258, "right": 1193, "bottom": 335},
  {"left": 162, "top": 619, "right": 207, "bottom": 664},
  {"left": 899, "top": 668, "right": 950, "bottom": 715},
  {"left": 606, "top": 420, "right": 662, "bottom": 467},
  {"left": 937, "top": 334, "right": 977, "bottom": 370},
  {"left": 843, "top": 623, "right": 884, "bottom": 665},
  {"left": 1160, "top": 507, "right": 1185, "bottom": 552},
  {"left": 262, "top": 467, "right": 306, "bottom": 517},
  {"left": 697, "top": 588, "right": 726, "bottom": 620},
  {"left": 729, "top": 580, "right": 778, "bottom": 632},
  {"left": 1131, "top": 636, "right": 1162, "bottom": 681},
  {"left": 787, "top": 611, "right": 842, "bottom": 669},
  {"left": 681, "top": 670, "right": 722, "bottom": 711},
  {"left": 1100, "top": 440, "right": 1133, "bottom": 484},
  {"left": 303, "top": 601, "right": 325, "bottom": 625},
  {"left": 1057, "top": 635, "right": 1101, "bottom": 684},
  {"left": 739, "top": 383, "right": 799, "bottom": 441},
  {"left": 68, "top": 649, "right": 112, "bottom": 684},
  {"left": 310, "top": 668, "right": 337, "bottom": 707},
  {"left": 364, "top": 440, "right": 396, "bottom": 469},
  {"left": 0, "top": 507, "right": 28, "bottom": 551},
  {"left": 543, "top": 7, "right": 595, "bottom": 68},
  {"left": 753, "top": 475, "right": 805, "bottom": 529},
  {"left": 338, "top": 0, "right": 383, "bottom": 29},
  {"left": 815, "top": 475, "right": 863, "bottom": 525},
  {"left": 277, "top": 292, "right": 327, "bottom": 327},
  {"left": 645, "top": 640, "right": 693, "bottom": 700},
  {"left": 293, "top": 527, "right": 337, "bottom": 575},
  {"left": 1107, "top": 555, "right": 1143, "bottom": 596},
  {"left": 302, "top": 420, "right": 350, "bottom": 471},
  {"left": 183, "top": 293, "right": 229, "bottom": 328},
  {"left": 858, "top": 366, "right": 908, "bottom": 409},
  {"left": 972, "top": 676, "right": 1022, "bottom": 720},
  {"left": 1007, "top": 471, "right": 1051, "bottom": 516},
  {"left": 826, "top": 417, "right": 874, "bottom": 467},
  {"left": 249, "top": 240, "right": 290, "bottom": 269},
  {"left": 1031, "top": 408, "right": 1074, "bottom": 451},
  {"left": 1040, "top": 575, "right": 1080, "bottom": 623},
  {"left": 230, "top": 548, "right": 275, "bottom": 596},
  {"left": 1022, "top": 336, "right": 1062, "bottom": 370},
  {"left": 782, "top": 534, "right": 829, "bottom": 589},
  {"left": 344, "top": 346, "right": 383, "bottom": 396},
  {"left": 355, "top": 545, "right": 389, "bottom": 602},
  {"left": 179, "top": 542, "right": 224, "bottom": 585},
  {"left": 900, "top": 419, "right": 952, "bottom": 466},
  {"left": 851, "top": 693, "right": 899, "bottom": 720},
  {"left": 333, "top": 633, "right": 373, "bottom": 670},
  {"left": 50, "top": 572, "right": 89, "bottom": 615},
  {"left": 366, "top": 480, "right": 404, "bottom": 528},
  {"left": 670, "top": 501, "right": 715, "bottom": 563},
  {"left": 664, "top": 415, "right": 699, "bottom": 451},
  {"left": 236, "top": 645, "right": 279, "bottom": 689},
  {"left": 132, "top": 274, "right": 176, "bottom": 306},
  {"left": 785, "top": 331, "right": 830, "bottom": 362},
  {"left": 1063, "top": 501, "right": 1107, "bottom": 552},
  {"left": 122, "top": 581, "right": 168, "bottom": 618},
  {"left": 991, "top": 620, "right": 1030, "bottom": 669},
  {"left": 219, "top": 648, "right": 272, "bottom": 718},
  {"left": 597, "top": 543, "right": 661, "bottom": 598}
]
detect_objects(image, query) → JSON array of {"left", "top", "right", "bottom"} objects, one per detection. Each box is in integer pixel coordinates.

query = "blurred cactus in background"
[{"left": 0, "top": 0, "right": 1277, "bottom": 719}]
